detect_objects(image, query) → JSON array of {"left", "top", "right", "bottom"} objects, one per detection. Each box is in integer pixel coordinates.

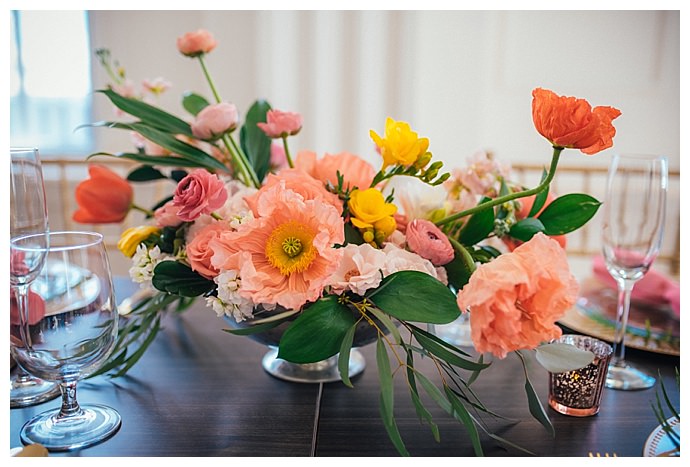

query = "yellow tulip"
[
  {"left": 370, "top": 117, "right": 430, "bottom": 168},
  {"left": 117, "top": 225, "right": 160, "bottom": 258}
]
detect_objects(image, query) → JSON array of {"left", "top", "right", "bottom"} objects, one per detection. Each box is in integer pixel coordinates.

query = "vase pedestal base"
[{"left": 261, "top": 347, "right": 365, "bottom": 383}]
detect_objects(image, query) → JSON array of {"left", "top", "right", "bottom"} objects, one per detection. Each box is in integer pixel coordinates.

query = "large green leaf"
[
  {"left": 151, "top": 261, "right": 216, "bottom": 297},
  {"left": 240, "top": 99, "right": 272, "bottom": 182},
  {"left": 458, "top": 197, "right": 495, "bottom": 246},
  {"left": 538, "top": 193, "right": 601, "bottom": 235},
  {"left": 377, "top": 337, "right": 410, "bottom": 456},
  {"left": 444, "top": 248, "right": 474, "bottom": 291},
  {"left": 367, "top": 271, "right": 460, "bottom": 324},
  {"left": 126, "top": 165, "right": 167, "bottom": 182},
  {"left": 277, "top": 295, "right": 356, "bottom": 363},
  {"left": 97, "top": 88, "right": 192, "bottom": 136},
  {"left": 88, "top": 151, "right": 214, "bottom": 169},
  {"left": 508, "top": 217, "right": 545, "bottom": 242}
]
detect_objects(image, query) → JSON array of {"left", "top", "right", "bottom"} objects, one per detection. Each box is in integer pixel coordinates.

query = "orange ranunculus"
[
  {"left": 456, "top": 233, "right": 579, "bottom": 359},
  {"left": 532, "top": 88, "right": 621, "bottom": 155},
  {"left": 73, "top": 164, "right": 133, "bottom": 224}
]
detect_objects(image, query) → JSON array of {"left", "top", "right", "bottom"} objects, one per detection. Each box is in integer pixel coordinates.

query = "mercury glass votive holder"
[{"left": 548, "top": 334, "right": 613, "bottom": 417}]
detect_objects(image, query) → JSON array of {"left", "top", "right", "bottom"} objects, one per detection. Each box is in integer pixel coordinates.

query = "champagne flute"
[
  {"left": 11, "top": 231, "right": 122, "bottom": 451},
  {"left": 601, "top": 154, "right": 667, "bottom": 390},
  {"left": 10, "top": 147, "right": 60, "bottom": 407}
]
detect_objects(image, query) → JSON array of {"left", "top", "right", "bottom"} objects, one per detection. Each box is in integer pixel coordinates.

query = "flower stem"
[
  {"left": 131, "top": 203, "right": 154, "bottom": 217},
  {"left": 282, "top": 135, "right": 294, "bottom": 168},
  {"left": 435, "top": 146, "right": 563, "bottom": 226},
  {"left": 198, "top": 55, "right": 222, "bottom": 103}
]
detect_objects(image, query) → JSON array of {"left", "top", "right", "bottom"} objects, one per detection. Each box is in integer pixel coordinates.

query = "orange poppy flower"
[
  {"left": 73, "top": 164, "right": 133, "bottom": 223},
  {"left": 532, "top": 88, "right": 621, "bottom": 155}
]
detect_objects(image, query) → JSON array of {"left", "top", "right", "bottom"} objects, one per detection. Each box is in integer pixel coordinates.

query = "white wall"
[{"left": 88, "top": 10, "right": 680, "bottom": 172}]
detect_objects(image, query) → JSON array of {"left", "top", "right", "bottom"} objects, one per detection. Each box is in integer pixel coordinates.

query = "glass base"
[
  {"left": 261, "top": 347, "right": 366, "bottom": 383},
  {"left": 429, "top": 314, "right": 474, "bottom": 347},
  {"left": 548, "top": 396, "right": 601, "bottom": 417},
  {"left": 10, "top": 374, "right": 61, "bottom": 408},
  {"left": 605, "top": 360, "right": 656, "bottom": 390},
  {"left": 20, "top": 404, "right": 122, "bottom": 451}
]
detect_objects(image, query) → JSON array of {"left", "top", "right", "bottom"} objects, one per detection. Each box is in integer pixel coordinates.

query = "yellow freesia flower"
[
  {"left": 370, "top": 117, "right": 430, "bottom": 168},
  {"left": 348, "top": 188, "right": 397, "bottom": 227},
  {"left": 117, "top": 225, "right": 160, "bottom": 258}
]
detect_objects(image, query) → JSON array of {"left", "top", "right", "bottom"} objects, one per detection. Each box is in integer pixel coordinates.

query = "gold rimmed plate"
[{"left": 558, "top": 277, "right": 680, "bottom": 356}]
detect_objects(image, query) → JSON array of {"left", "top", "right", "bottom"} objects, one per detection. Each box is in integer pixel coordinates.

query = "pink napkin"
[{"left": 592, "top": 255, "right": 680, "bottom": 317}]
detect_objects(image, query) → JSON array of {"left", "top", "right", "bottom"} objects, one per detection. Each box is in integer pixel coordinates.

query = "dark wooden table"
[{"left": 9, "top": 279, "right": 680, "bottom": 457}]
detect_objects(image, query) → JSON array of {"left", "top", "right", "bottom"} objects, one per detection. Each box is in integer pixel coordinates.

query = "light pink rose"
[
  {"left": 154, "top": 200, "right": 184, "bottom": 228},
  {"left": 173, "top": 169, "right": 228, "bottom": 222},
  {"left": 191, "top": 103, "right": 239, "bottom": 140},
  {"left": 405, "top": 219, "right": 454, "bottom": 266},
  {"left": 381, "top": 243, "right": 441, "bottom": 281},
  {"left": 328, "top": 244, "right": 387, "bottom": 296},
  {"left": 257, "top": 109, "right": 303, "bottom": 138},
  {"left": 177, "top": 29, "right": 218, "bottom": 57},
  {"left": 187, "top": 223, "right": 230, "bottom": 279}
]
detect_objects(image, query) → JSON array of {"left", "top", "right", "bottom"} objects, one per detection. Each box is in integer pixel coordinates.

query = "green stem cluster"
[
  {"left": 435, "top": 147, "right": 563, "bottom": 227},
  {"left": 198, "top": 55, "right": 261, "bottom": 189}
]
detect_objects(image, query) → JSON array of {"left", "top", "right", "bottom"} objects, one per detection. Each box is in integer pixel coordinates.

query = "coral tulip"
[{"left": 73, "top": 164, "right": 133, "bottom": 224}]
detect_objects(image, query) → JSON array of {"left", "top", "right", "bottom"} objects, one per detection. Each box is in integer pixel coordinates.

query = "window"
[{"left": 10, "top": 10, "right": 93, "bottom": 155}]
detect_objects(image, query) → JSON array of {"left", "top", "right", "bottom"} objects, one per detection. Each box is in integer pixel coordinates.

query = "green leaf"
[
  {"left": 534, "top": 342, "right": 595, "bottom": 373},
  {"left": 376, "top": 337, "right": 410, "bottom": 456},
  {"left": 527, "top": 171, "right": 549, "bottom": 217},
  {"left": 367, "top": 271, "right": 460, "bottom": 324},
  {"left": 367, "top": 307, "right": 402, "bottom": 345},
  {"left": 182, "top": 92, "right": 210, "bottom": 116},
  {"left": 444, "top": 386, "right": 484, "bottom": 456},
  {"left": 410, "top": 326, "right": 490, "bottom": 371},
  {"left": 343, "top": 222, "right": 364, "bottom": 246},
  {"left": 151, "top": 261, "right": 216, "bottom": 297},
  {"left": 405, "top": 349, "right": 440, "bottom": 442},
  {"left": 458, "top": 197, "right": 495, "bottom": 246},
  {"left": 277, "top": 295, "right": 356, "bottom": 363},
  {"left": 508, "top": 217, "right": 545, "bottom": 242},
  {"left": 127, "top": 165, "right": 167, "bottom": 182},
  {"left": 88, "top": 151, "right": 214, "bottom": 169},
  {"left": 97, "top": 88, "right": 192, "bottom": 135},
  {"left": 222, "top": 320, "right": 285, "bottom": 336},
  {"left": 537, "top": 193, "right": 601, "bottom": 235},
  {"left": 517, "top": 351, "right": 555, "bottom": 437},
  {"left": 91, "top": 121, "right": 230, "bottom": 173},
  {"left": 338, "top": 324, "right": 357, "bottom": 388},
  {"left": 240, "top": 99, "right": 272, "bottom": 182},
  {"left": 444, "top": 248, "right": 474, "bottom": 291}
]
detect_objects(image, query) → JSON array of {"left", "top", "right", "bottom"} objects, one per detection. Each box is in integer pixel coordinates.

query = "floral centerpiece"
[{"left": 74, "top": 29, "right": 620, "bottom": 456}]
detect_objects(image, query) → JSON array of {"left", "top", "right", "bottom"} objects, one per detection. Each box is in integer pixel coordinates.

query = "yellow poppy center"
[{"left": 265, "top": 221, "right": 317, "bottom": 276}]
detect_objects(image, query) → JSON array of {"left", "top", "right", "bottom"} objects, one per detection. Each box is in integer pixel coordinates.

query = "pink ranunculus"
[
  {"left": 210, "top": 184, "right": 344, "bottom": 311},
  {"left": 173, "top": 169, "right": 228, "bottom": 222},
  {"left": 187, "top": 223, "right": 230, "bottom": 279},
  {"left": 405, "top": 219, "right": 454, "bottom": 266},
  {"left": 244, "top": 169, "right": 341, "bottom": 215},
  {"left": 456, "top": 232, "right": 579, "bottom": 359},
  {"left": 177, "top": 29, "right": 218, "bottom": 57},
  {"left": 257, "top": 109, "right": 303, "bottom": 138},
  {"left": 328, "top": 244, "right": 388, "bottom": 296},
  {"left": 299, "top": 152, "right": 376, "bottom": 191},
  {"left": 154, "top": 200, "right": 184, "bottom": 228},
  {"left": 191, "top": 103, "right": 239, "bottom": 140}
]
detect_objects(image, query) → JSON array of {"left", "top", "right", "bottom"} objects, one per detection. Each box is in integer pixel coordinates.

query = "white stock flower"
[
  {"left": 129, "top": 244, "right": 169, "bottom": 286},
  {"left": 210, "top": 269, "right": 255, "bottom": 322}
]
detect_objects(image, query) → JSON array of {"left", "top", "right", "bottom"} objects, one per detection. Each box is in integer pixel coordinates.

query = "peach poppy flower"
[
  {"left": 295, "top": 151, "right": 376, "bottom": 190},
  {"left": 532, "top": 88, "right": 621, "bottom": 155},
  {"left": 244, "top": 169, "right": 341, "bottom": 215},
  {"left": 73, "top": 164, "right": 133, "bottom": 224},
  {"left": 456, "top": 233, "right": 579, "bottom": 359},
  {"left": 177, "top": 29, "right": 217, "bottom": 57},
  {"left": 210, "top": 183, "right": 345, "bottom": 311}
]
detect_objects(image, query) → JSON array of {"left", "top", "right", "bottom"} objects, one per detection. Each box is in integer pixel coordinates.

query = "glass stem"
[
  {"left": 611, "top": 278, "right": 635, "bottom": 365},
  {"left": 58, "top": 382, "right": 84, "bottom": 419},
  {"left": 14, "top": 285, "right": 34, "bottom": 350}
]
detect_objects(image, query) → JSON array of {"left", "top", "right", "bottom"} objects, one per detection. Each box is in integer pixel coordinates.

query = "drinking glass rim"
[
  {"left": 11, "top": 231, "right": 104, "bottom": 252},
  {"left": 10, "top": 147, "right": 39, "bottom": 154}
]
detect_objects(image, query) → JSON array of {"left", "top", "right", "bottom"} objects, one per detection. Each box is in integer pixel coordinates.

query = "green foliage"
[
  {"left": 151, "top": 261, "right": 216, "bottom": 297},
  {"left": 182, "top": 91, "right": 210, "bottom": 116},
  {"left": 458, "top": 197, "right": 495, "bottom": 246},
  {"left": 240, "top": 99, "right": 273, "bottom": 183},
  {"left": 537, "top": 193, "right": 601, "bottom": 235}
]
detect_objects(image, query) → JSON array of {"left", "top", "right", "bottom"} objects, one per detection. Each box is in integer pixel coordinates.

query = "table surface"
[{"left": 9, "top": 279, "right": 681, "bottom": 457}]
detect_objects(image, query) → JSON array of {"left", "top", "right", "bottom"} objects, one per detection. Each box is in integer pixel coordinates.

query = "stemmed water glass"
[
  {"left": 10, "top": 147, "right": 61, "bottom": 407},
  {"left": 601, "top": 154, "right": 667, "bottom": 390},
  {"left": 11, "top": 231, "right": 122, "bottom": 451}
]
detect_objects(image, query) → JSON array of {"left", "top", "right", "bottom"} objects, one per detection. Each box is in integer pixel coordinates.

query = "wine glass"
[
  {"left": 601, "top": 154, "right": 667, "bottom": 390},
  {"left": 10, "top": 147, "right": 60, "bottom": 407},
  {"left": 11, "top": 231, "right": 122, "bottom": 451}
]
